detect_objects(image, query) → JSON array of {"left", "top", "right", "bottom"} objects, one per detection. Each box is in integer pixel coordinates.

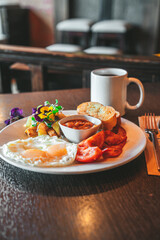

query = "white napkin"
[{"left": 138, "top": 116, "right": 160, "bottom": 176}]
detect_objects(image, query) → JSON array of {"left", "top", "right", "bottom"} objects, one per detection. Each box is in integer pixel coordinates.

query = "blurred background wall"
[
  {"left": 19, "top": 0, "right": 54, "bottom": 47},
  {"left": 0, "top": 0, "right": 160, "bottom": 55},
  {"left": 66, "top": 0, "right": 160, "bottom": 55},
  {"left": 0, "top": 0, "right": 55, "bottom": 47}
]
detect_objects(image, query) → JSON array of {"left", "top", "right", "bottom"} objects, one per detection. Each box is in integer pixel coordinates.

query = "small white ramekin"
[{"left": 59, "top": 115, "right": 102, "bottom": 143}]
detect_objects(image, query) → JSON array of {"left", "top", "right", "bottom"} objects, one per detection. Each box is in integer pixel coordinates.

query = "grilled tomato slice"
[{"left": 76, "top": 146, "right": 102, "bottom": 163}]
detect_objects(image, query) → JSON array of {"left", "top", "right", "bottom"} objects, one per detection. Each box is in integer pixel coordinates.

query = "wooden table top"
[{"left": 0, "top": 82, "right": 160, "bottom": 240}]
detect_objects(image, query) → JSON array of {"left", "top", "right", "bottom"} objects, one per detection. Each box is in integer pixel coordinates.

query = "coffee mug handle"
[{"left": 126, "top": 77, "right": 145, "bottom": 110}]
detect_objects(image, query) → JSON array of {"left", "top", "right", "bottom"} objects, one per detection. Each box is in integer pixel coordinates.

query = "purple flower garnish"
[
  {"left": 4, "top": 119, "right": 11, "bottom": 125},
  {"left": 10, "top": 108, "right": 23, "bottom": 117},
  {"left": 37, "top": 105, "right": 43, "bottom": 114},
  {"left": 32, "top": 108, "right": 37, "bottom": 114},
  {"left": 34, "top": 114, "right": 44, "bottom": 122},
  {"left": 31, "top": 100, "right": 63, "bottom": 126},
  {"left": 4, "top": 107, "right": 24, "bottom": 125},
  {"left": 32, "top": 105, "right": 45, "bottom": 122}
]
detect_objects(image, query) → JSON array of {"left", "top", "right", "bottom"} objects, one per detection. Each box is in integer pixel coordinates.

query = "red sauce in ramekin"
[{"left": 62, "top": 119, "right": 94, "bottom": 130}]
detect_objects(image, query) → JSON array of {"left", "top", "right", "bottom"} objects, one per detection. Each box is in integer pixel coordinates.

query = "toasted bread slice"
[
  {"left": 77, "top": 102, "right": 103, "bottom": 118},
  {"left": 98, "top": 106, "right": 117, "bottom": 130},
  {"left": 77, "top": 102, "right": 120, "bottom": 130},
  {"left": 115, "top": 111, "right": 121, "bottom": 126}
]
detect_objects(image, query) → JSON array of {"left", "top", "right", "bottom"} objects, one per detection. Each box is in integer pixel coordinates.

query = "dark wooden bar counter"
[
  {"left": 0, "top": 82, "right": 160, "bottom": 240},
  {"left": 0, "top": 44, "right": 160, "bottom": 93}
]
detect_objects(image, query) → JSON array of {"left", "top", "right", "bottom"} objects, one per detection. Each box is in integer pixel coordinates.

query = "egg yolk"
[
  {"left": 8, "top": 142, "right": 28, "bottom": 152},
  {"left": 21, "top": 143, "right": 68, "bottom": 164},
  {"left": 47, "top": 143, "right": 67, "bottom": 157},
  {"left": 21, "top": 149, "right": 49, "bottom": 162}
]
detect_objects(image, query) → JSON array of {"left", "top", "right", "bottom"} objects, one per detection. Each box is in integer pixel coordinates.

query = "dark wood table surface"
[{"left": 0, "top": 82, "right": 160, "bottom": 240}]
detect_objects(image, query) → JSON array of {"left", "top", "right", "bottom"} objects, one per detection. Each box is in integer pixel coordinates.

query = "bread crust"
[
  {"left": 77, "top": 102, "right": 120, "bottom": 130},
  {"left": 77, "top": 102, "right": 103, "bottom": 118}
]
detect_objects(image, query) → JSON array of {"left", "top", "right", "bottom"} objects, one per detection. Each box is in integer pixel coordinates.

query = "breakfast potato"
[
  {"left": 24, "top": 101, "right": 66, "bottom": 138},
  {"left": 52, "top": 121, "right": 60, "bottom": 136},
  {"left": 37, "top": 123, "right": 49, "bottom": 136},
  {"left": 47, "top": 128, "right": 57, "bottom": 137},
  {"left": 55, "top": 112, "right": 66, "bottom": 119},
  {"left": 25, "top": 126, "right": 38, "bottom": 137}
]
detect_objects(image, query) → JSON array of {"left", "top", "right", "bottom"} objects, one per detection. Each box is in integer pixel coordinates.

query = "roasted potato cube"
[
  {"left": 38, "top": 129, "right": 47, "bottom": 136},
  {"left": 37, "top": 122, "right": 49, "bottom": 131},
  {"left": 25, "top": 126, "right": 38, "bottom": 137},
  {"left": 37, "top": 122, "right": 49, "bottom": 135},
  {"left": 52, "top": 121, "right": 60, "bottom": 136},
  {"left": 47, "top": 128, "right": 57, "bottom": 137},
  {"left": 55, "top": 112, "right": 66, "bottom": 119}
]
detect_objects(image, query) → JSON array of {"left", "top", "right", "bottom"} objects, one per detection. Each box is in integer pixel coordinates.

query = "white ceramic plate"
[{"left": 0, "top": 110, "right": 146, "bottom": 174}]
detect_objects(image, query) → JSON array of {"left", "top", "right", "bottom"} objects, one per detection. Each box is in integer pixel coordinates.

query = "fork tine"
[
  {"left": 150, "top": 113, "right": 154, "bottom": 129},
  {"left": 144, "top": 113, "right": 147, "bottom": 129},
  {"left": 145, "top": 113, "right": 158, "bottom": 131},
  {"left": 147, "top": 113, "right": 150, "bottom": 129},
  {"left": 144, "top": 113, "right": 149, "bottom": 129},
  {"left": 153, "top": 113, "right": 158, "bottom": 131},
  {"left": 144, "top": 113, "right": 160, "bottom": 170}
]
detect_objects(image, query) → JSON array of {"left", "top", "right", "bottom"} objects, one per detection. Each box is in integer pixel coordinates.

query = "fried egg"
[{"left": 2, "top": 135, "right": 77, "bottom": 167}]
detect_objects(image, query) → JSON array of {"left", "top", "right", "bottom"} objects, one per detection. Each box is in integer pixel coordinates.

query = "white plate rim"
[{"left": 0, "top": 110, "right": 146, "bottom": 175}]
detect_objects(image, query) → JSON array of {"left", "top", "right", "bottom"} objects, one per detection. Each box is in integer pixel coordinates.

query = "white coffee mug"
[{"left": 91, "top": 68, "right": 144, "bottom": 116}]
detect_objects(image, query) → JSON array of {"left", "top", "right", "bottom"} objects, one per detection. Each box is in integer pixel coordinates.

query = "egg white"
[{"left": 2, "top": 135, "right": 77, "bottom": 167}]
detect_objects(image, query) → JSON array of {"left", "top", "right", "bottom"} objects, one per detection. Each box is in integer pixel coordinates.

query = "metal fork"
[{"left": 145, "top": 113, "right": 160, "bottom": 170}]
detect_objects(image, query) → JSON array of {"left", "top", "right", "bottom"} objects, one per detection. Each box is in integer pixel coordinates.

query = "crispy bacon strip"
[
  {"left": 102, "top": 145, "right": 122, "bottom": 158},
  {"left": 104, "top": 129, "right": 127, "bottom": 146}
]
